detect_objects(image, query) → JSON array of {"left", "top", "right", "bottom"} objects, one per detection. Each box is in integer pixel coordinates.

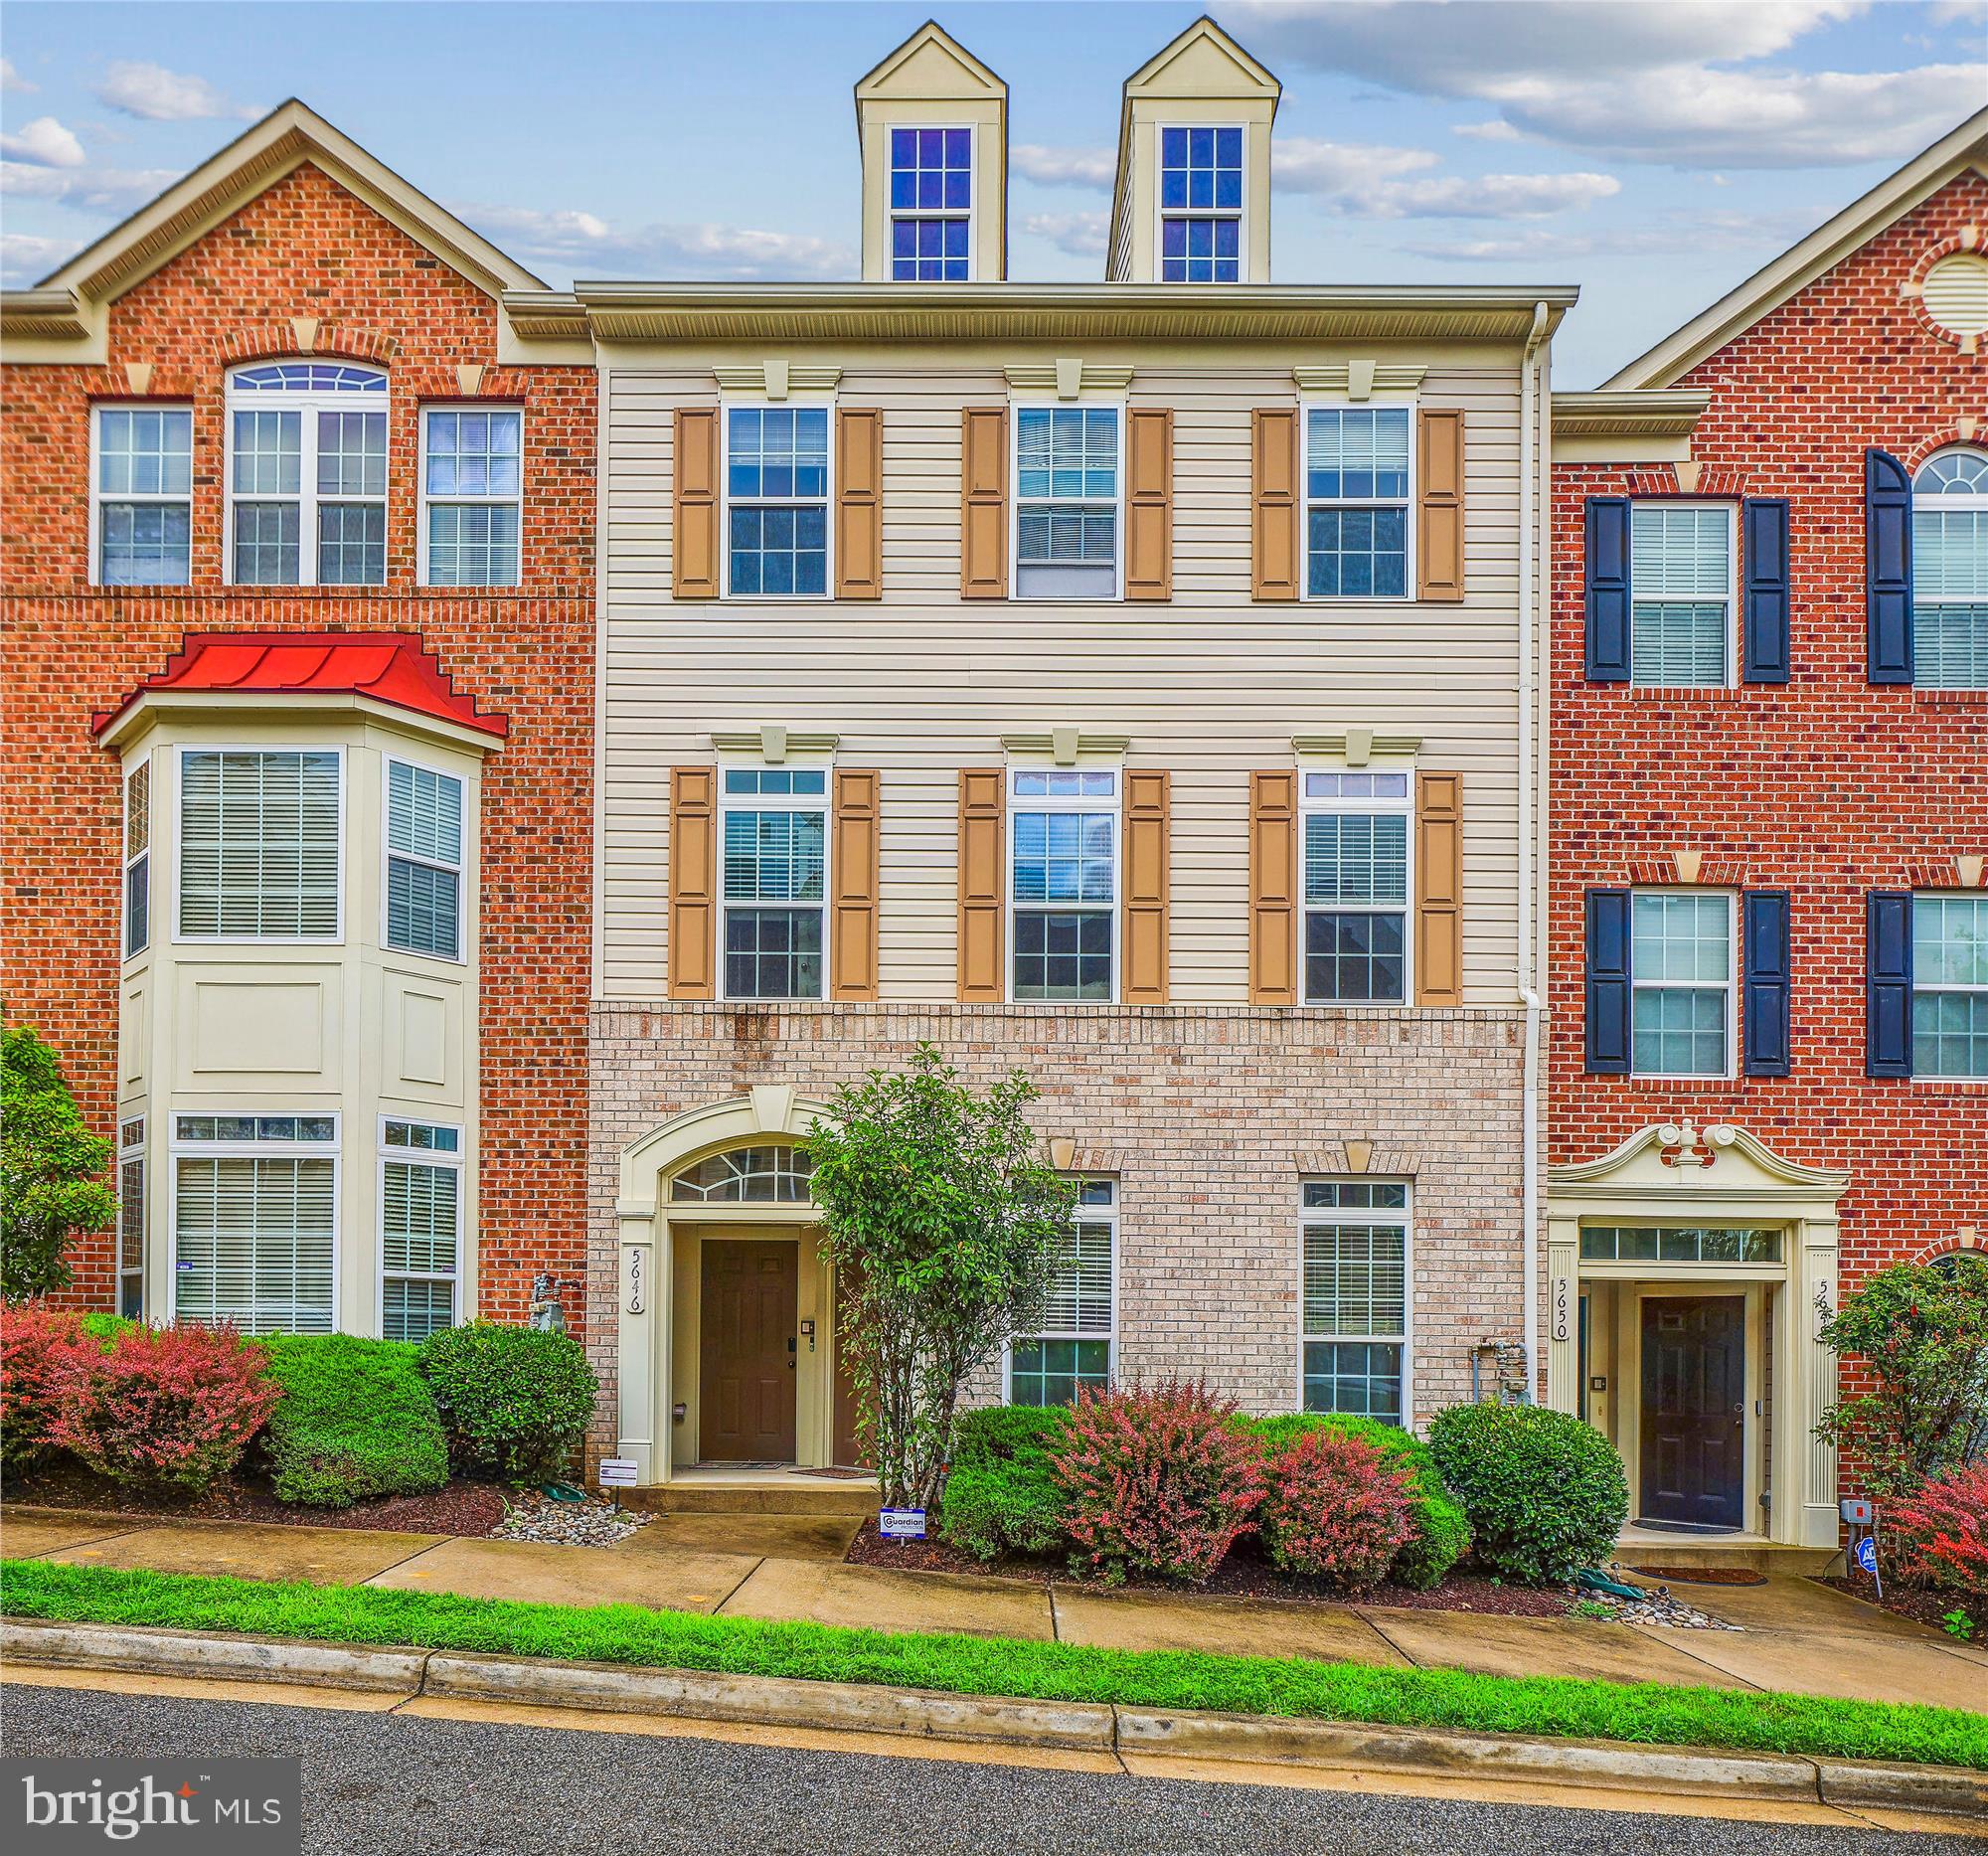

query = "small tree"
[
  {"left": 3, "top": 1025, "right": 116, "bottom": 1300},
  {"left": 1815, "top": 1254, "right": 1988, "bottom": 1499},
  {"left": 806, "top": 1046, "right": 1075, "bottom": 1510}
]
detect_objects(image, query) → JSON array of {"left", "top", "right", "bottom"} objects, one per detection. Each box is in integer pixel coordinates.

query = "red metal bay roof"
[{"left": 92, "top": 631, "right": 509, "bottom": 741}]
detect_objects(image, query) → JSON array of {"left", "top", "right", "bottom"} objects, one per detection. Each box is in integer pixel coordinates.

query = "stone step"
[
  {"left": 618, "top": 1482, "right": 879, "bottom": 1517},
  {"left": 1616, "top": 1542, "right": 1840, "bottom": 1576}
]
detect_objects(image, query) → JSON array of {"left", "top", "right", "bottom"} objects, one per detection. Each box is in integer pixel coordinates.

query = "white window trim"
[
  {"left": 1009, "top": 402, "right": 1126, "bottom": 602},
  {"left": 1004, "top": 1178, "right": 1119, "bottom": 1403},
  {"left": 1627, "top": 885, "right": 1739, "bottom": 1081},
  {"left": 888, "top": 120, "right": 978, "bottom": 283},
  {"left": 1006, "top": 763, "right": 1122, "bottom": 1006},
  {"left": 1153, "top": 121, "right": 1249, "bottom": 285},
  {"left": 1627, "top": 498, "right": 1739, "bottom": 690},
  {"left": 1297, "top": 764, "right": 1415, "bottom": 1007},
  {"left": 717, "top": 760, "right": 834, "bottom": 1002},
  {"left": 117, "top": 1113, "right": 147, "bottom": 1320},
  {"left": 1909, "top": 890, "right": 1988, "bottom": 1083},
  {"left": 122, "top": 756, "right": 151, "bottom": 962},
  {"left": 377, "top": 1113, "right": 464, "bottom": 1340},
  {"left": 1298, "top": 1179, "right": 1412, "bottom": 1427},
  {"left": 416, "top": 402, "right": 525, "bottom": 589},
  {"left": 1299, "top": 395, "right": 1418, "bottom": 604},
  {"left": 381, "top": 753, "right": 468, "bottom": 966},
  {"left": 1909, "top": 447, "right": 1988, "bottom": 690},
  {"left": 720, "top": 398, "right": 837, "bottom": 602},
  {"left": 223, "top": 362, "right": 389, "bottom": 588},
  {"left": 89, "top": 402, "right": 193, "bottom": 589},
  {"left": 171, "top": 742, "right": 347, "bottom": 946},
  {"left": 166, "top": 1112, "right": 342, "bottom": 1332}
]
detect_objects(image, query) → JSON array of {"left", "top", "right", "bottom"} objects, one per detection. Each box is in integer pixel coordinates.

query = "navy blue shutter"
[
  {"left": 1866, "top": 891, "right": 1912, "bottom": 1078},
  {"left": 1741, "top": 499, "right": 1790, "bottom": 684},
  {"left": 1584, "top": 888, "right": 1631, "bottom": 1074},
  {"left": 1866, "top": 449, "right": 1913, "bottom": 684},
  {"left": 1741, "top": 890, "right": 1790, "bottom": 1076},
  {"left": 1584, "top": 497, "right": 1631, "bottom": 683}
]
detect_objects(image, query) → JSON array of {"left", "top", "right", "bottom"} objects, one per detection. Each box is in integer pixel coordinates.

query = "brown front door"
[
  {"left": 1640, "top": 1295, "right": 1745, "bottom": 1530},
  {"left": 700, "top": 1240, "right": 798, "bottom": 1461}
]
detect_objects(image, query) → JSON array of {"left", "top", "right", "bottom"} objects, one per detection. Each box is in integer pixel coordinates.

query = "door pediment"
[{"left": 1551, "top": 1120, "right": 1849, "bottom": 1205}]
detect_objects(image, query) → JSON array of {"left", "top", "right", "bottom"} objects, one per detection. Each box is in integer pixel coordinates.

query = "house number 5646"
[{"left": 627, "top": 1250, "right": 644, "bottom": 1315}]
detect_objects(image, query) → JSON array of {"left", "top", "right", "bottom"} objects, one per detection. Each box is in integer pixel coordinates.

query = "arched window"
[
  {"left": 669, "top": 1143, "right": 814, "bottom": 1203},
  {"left": 226, "top": 361, "right": 388, "bottom": 587},
  {"left": 1912, "top": 447, "right": 1988, "bottom": 689}
]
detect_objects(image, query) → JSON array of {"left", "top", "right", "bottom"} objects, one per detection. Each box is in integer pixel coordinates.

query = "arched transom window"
[
  {"left": 670, "top": 1143, "right": 814, "bottom": 1203},
  {"left": 1913, "top": 447, "right": 1988, "bottom": 689},
  {"left": 226, "top": 361, "right": 388, "bottom": 587}
]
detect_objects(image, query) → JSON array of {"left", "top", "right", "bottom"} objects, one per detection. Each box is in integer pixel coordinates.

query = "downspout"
[{"left": 1518, "top": 299, "right": 1550, "bottom": 1401}]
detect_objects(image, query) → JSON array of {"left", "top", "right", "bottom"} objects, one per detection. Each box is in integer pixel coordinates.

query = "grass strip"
[{"left": 5, "top": 1557, "right": 1984, "bottom": 1770}]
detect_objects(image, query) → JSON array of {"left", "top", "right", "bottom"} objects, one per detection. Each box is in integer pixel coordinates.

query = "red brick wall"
[
  {"left": 1, "top": 163, "right": 595, "bottom": 1330},
  {"left": 1550, "top": 175, "right": 1988, "bottom": 1309}
]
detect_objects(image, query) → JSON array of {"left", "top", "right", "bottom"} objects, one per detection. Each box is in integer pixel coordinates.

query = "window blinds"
[{"left": 178, "top": 750, "right": 340, "bottom": 937}]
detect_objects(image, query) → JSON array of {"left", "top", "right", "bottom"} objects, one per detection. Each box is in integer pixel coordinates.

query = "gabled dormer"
[
  {"left": 1106, "top": 17, "right": 1279, "bottom": 285},
  {"left": 855, "top": 22, "right": 1008, "bottom": 283}
]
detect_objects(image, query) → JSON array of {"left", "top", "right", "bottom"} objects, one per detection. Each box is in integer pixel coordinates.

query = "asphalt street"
[{"left": 3, "top": 1683, "right": 1973, "bottom": 1856}]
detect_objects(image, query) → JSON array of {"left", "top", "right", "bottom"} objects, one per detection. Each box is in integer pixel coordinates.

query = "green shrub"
[
  {"left": 1426, "top": 1403, "right": 1627, "bottom": 1585},
  {"left": 78, "top": 1313, "right": 135, "bottom": 1350},
  {"left": 262, "top": 1335, "right": 448, "bottom": 1508},
  {"left": 1237, "top": 1415, "right": 1469, "bottom": 1589},
  {"left": 416, "top": 1321, "right": 597, "bottom": 1481},
  {"left": 940, "top": 1405, "right": 1072, "bottom": 1559}
]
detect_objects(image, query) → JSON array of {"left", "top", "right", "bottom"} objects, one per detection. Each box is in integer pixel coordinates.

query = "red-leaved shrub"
[
  {"left": 1052, "top": 1379, "right": 1265, "bottom": 1585},
  {"left": 49, "top": 1322, "right": 280, "bottom": 1492},
  {"left": 1, "top": 1302, "right": 98, "bottom": 1476},
  {"left": 1888, "top": 1463, "right": 1988, "bottom": 1597},
  {"left": 1258, "top": 1427, "right": 1416, "bottom": 1589}
]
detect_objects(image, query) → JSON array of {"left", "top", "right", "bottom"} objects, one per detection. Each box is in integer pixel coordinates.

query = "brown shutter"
[
  {"left": 673, "top": 408, "right": 720, "bottom": 599},
  {"left": 957, "top": 768, "right": 1005, "bottom": 1000},
  {"left": 1125, "top": 408, "right": 1173, "bottom": 601},
  {"left": 1416, "top": 409, "right": 1465, "bottom": 602},
  {"left": 1415, "top": 772, "right": 1463, "bottom": 1006},
  {"left": 960, "top": 407, "right": 1008, "bottom": 598},
  {"left": 668, "top": 766, "right": 717, "bottom": 999},
  {"left": 1247, "top": 771, "right": 1298, "bottom": 1004},
  {"left": 1121, "top": 769, "right": 1170, "bottom": 1002},
  {"left": 836, "top": 409, "right": 883, "bottom": 599},
  {"left": 831, "top": 769, "right": 881, "bottom": 1000},
  {"left": 1251, "top": 408, "right": 1299, "bottom": 600}
]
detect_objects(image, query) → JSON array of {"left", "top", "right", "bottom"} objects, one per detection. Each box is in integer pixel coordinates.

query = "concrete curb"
[{"left": 4, "top": 1618, "right": 1983, "bottom": 1822}]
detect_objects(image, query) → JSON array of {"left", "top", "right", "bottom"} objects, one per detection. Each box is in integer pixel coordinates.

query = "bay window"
[
  {"left": 177, "top": 749, "right": 342, "bottom": 941},
  {"left": 381, "top": 1118, "right": 461, "bottom": 1342}
]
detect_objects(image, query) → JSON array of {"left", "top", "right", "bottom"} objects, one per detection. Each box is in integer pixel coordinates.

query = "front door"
[
  {"left": 1640, "top": 1295, "right": 1745, "bottom": 1529},
  {"left": 700, "top": 1240, "right": 798, "bottom": 1461}
]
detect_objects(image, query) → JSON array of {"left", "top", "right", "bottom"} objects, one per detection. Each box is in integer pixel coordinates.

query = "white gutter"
[{"left": 1519, "top": 299, "right": 1550, "bottom": 1400}]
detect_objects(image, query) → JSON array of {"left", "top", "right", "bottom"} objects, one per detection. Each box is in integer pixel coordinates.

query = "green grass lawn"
[{"left": 4, "top": 1557, "right": 1984, "bottom": 1770}]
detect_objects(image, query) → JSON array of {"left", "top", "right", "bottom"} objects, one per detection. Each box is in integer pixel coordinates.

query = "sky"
[{"left": 2, "top": 1, "right": 1983, "bottom": 384}]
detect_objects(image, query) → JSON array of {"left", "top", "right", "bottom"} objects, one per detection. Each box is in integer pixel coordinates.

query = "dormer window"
[
  {"left": 1159, "top": 126, "right": 1242, "bottom": 282},
  {"left": 226, "top": 361, "right": 388, "bottom": 586},
  {"left": 890, "top": 127, "right": 972, "bottom": 280}
]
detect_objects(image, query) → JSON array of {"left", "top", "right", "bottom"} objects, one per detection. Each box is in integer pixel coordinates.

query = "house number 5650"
[{"left": 1551, "top": 1277, "right": 1571, "bottom": 1344}]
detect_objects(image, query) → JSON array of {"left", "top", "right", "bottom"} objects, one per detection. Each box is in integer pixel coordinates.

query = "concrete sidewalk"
[{"left": 5, "top": 1504, "right": 1983, "bottom": 1713}]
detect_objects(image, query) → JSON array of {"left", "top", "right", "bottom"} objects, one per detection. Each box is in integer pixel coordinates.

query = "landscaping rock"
[{"left": 489, "top": 1491, "right": 650, "bottom": 1548}]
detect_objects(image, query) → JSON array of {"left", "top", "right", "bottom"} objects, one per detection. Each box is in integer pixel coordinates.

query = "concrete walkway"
[{"left": 5, "top": 1505, "right": 1983, "bottom": 1714}]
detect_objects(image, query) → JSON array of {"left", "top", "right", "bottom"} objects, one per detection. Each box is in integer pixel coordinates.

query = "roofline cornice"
[{"left": 1551, "top": 389, "right": 1711, "bottom": 441}]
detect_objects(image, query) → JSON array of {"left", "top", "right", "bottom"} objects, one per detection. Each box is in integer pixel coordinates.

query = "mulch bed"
[
  {"left": 4, "top": 1460, "right": 508, "bottom": 1537},
  {"left": 1816, "top": 1575, "right": 1982, "bottom": 1634},
  {"left": 1624, "top": 1565, "right": 1766, "bottom": 1586}
]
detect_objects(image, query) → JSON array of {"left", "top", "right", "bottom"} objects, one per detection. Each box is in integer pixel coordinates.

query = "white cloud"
[
  {"left": 1, "top": 57, "right": 37, "bottom": 93},
  {"left": 1273, "top": 137, "right": 1615, "bottom": 220},
  {"left": 1012, "top": 144, "right": 1115, "bottom": 189},
  {"left": 1021, "top": 210, "right": 1110, "bottom": 256},
  {"left": 456, "top": 200, "right": 854, "bottom": 281},
  {"left": 0, "top": 159, "right": 177, "bottom": 212},
  {"left": 1929, "top": 1, "right": 1988, "bottom": 21},
  {"left": 1273, "top": 136, "right": 1438, "bottom": 193},
  {"left": 1, "top": 230, "right": 79, "bottom": 284},
  {"left": 1452, "top": 119, "right": 1523, "bottom": 142},
  {"left": 0, "top": 115, "right": 85, "bottom": 168},
  {"left": 1400, "top": 206, "right": 1819, "bottom": 261},
  {"left": 93, "top": 61, "right": 258, "bottom": 122}
]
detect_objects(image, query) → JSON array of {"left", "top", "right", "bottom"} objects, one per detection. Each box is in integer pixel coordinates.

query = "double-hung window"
[
  {"left": 722, "top": 767, "right": 828, "bottom": 999},
  {"left": 1010, "top": 768, "right": 1117, "bottom": 1002},
  {"left": 385, "top": 759, "right": 464, "bottom": 959},
  {"left": 381, "top": 1118, "right": 462, "bottom": 1342},
  {"left": 726, "top": 406, "right": 830, "bottom": 596},
  {"left": 421, "top": 407, "right": 522, "bottom": 586},
  {"left": 123, "top": 760, "right": 150, "bottom": 957},
  {"left": 1010, "top": 1179, "right": 1116, "bottom": 1406},
  {"left": 93, "top": 406, "right": 192, "bottom": 586},
  {"left": 1301, "top": 771, "right": 1409, "bottom": 1003},
  {"left": 1912, "top": 894, "right": 1988, "bottom": 1079},
  {"left": 1630, "top": 890, "right": 1734, "bottom": 1076},
  {"left": 1159, "top": 125, "right": 1242, "bottom": 281},
  {"left": 118, "top": 1116, "right": 146, "bottom": 1320},
  {"left": 890, "top": 126, "right": 972, "bottom": 280},
  {"left": 1629, "top": 504, "right": 1733, "bottom": 686},
  {"left": 177, "top": 749, "right": 342, "bottom": 940},
  {"left": 1911, "top": 449, "right": 1988, "bottom": 689},
  {"left": 172, "top": 1113, "right": 337, "bottom": 1335},
  {"left": 226, "top": 361, "right": 388, "bottom": 586},
  {"left": 1014, "top": 406, "right": 1119, "bottom": 598},
  {"left": 1305, "top": 407, "right": 1410, "bottom": 598},
  {"left": 1302, "top": 1180, "right": 1408, "bottom": 1423}
]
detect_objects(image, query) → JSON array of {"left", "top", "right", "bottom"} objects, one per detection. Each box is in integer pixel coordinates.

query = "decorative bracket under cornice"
[
  {"left": 1003, "top": 359, "right": 1136, "bottom": 401},
  {"left": 1292, "top": 730, "right": 1421, "bottom": 766},
  {"left": 1001, "top": 728, "right": 1130, "bottom": 765},
  {"left": 709, "top": 727, "right": 841, "bottom": 763},
  {"left": 712, "top": 361, "right": 843, "bottom": 399},
  {"left": 1293, "top": 361, "right": 1426, "bottom": 400}
]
